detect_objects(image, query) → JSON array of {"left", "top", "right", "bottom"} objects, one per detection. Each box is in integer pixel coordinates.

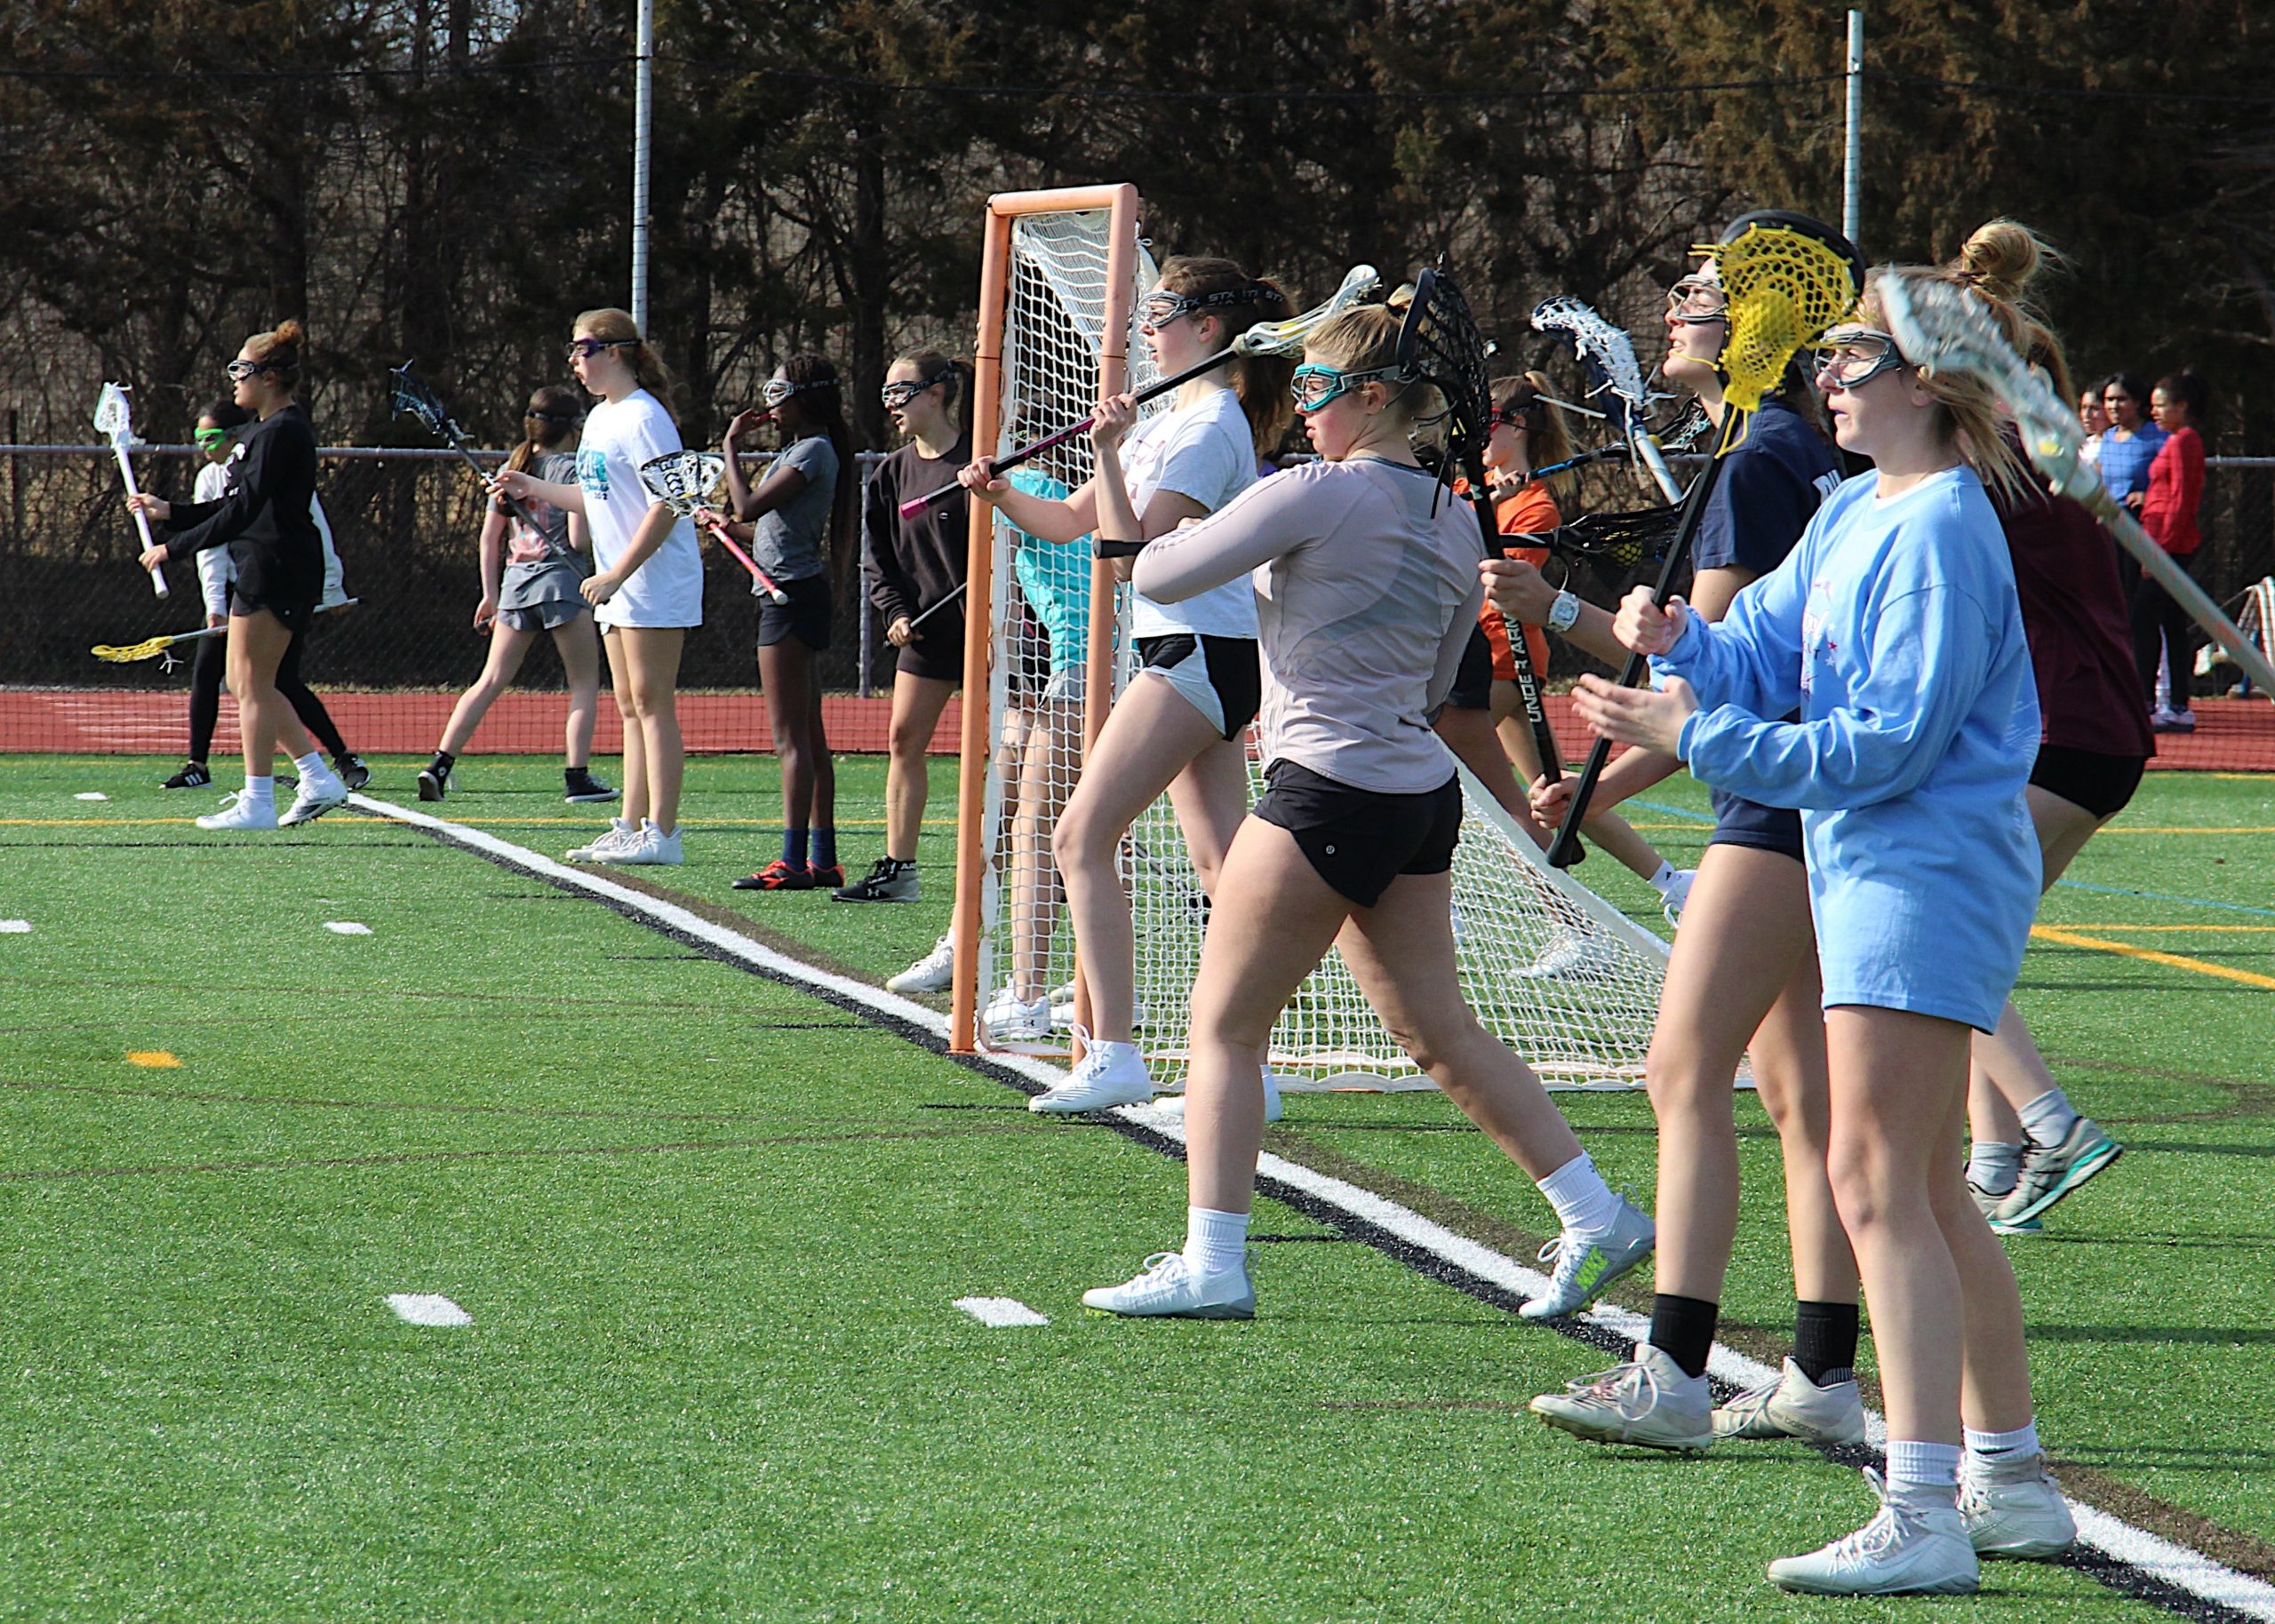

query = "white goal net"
[{"left": 960, "top": 190, "right": 1680, "bottom": 1091}]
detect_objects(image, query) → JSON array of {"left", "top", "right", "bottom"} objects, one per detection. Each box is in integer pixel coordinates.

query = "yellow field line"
[
  {"left": 2030, "top": 925, "right": 2275, "bottom": 990},
  {"left": 2095, "top": 826, "right": 2275, "bottom": 835},
  {"left": 0, "top": 816, "right": 949, "bottom": 830},
  {"left": 2055, "top": 924, "right": 2275, "bottom": 933}
]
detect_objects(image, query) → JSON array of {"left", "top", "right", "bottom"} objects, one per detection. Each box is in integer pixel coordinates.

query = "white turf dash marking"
[
  {"left": 386, "top": 1294, "right": 473, "bottom": 1327},
  {"left": 323, "top": 921, "right": 372, "bottom": 935},
  {"left": 75, "top": 792, "right": 108, "bottom": 801},
  {"left": 0, "top": 920, "right": 30, "bottom": 934},
  {"left": 954, "top": 1296, "right": 1050, "bottom": 1328},
  {"left": 348, "top": 791, "right": 2275, "bottom": 1624}
]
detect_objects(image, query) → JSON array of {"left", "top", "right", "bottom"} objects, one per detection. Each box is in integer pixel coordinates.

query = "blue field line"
[
  {"left": 1629, "top": 798, "right": 1717, "bottom": 824},
  {"left": 2055, "top": 878, "right": 2275, "bottom": 919}
]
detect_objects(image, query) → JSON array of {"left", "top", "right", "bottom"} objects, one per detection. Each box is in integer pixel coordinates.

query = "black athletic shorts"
[
  {"left": 1252, "top": 759, "right": 1463, "bottom": 907},
  {"left": 229, "top": 584, "right": 315, "bottom": 635},
  {"left": 758, "top": 574, "right": 833, "bottom": 652},
  {"left": 1442, "top": 623, "right": 1494, "bottom": 712},
  {"left": 2030, "top": 744, "right": 2145, "bottom": 820},
  {"left": 1707, "top": 785, "right": 1805, "bottom": 863},
  {"left": 1136, "top": 633, "right": 1262, "bottom": 741},
  {"left": 897, "top": 601, "right": 965, "bottom": 682}
]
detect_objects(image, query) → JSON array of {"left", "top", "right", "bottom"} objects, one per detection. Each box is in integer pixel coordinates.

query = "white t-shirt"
[
  {"left": 194, "top": 452, "right": 347, "bottom": 615},
  {"left": 1121, "top": 387, "right": 1259, "bottom": 639},
  {"left": 575, "top": 390, "right": 703, "bottom": 629}
]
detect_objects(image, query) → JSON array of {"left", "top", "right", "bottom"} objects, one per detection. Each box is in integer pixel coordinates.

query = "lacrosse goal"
[{"left": 946, "top": 186, "right": 1680, "bottom": 1089}]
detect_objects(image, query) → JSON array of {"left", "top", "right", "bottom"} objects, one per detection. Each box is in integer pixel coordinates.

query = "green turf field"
[{"left": 3, "top": 753, "right": 2269, "bottom": 1621}]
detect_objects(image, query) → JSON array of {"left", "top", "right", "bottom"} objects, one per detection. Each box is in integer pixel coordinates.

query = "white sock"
[
  {"left": 1964, "top": 1420, "right": 2040, "bottom": 1464},
  {"left": 1537, "top": 1152, "right": 1621, "bottom": 1237},
  {"left": 1884, "top": 1439, "right": 1962, "bottom": 1501},
  {"left": 1968, "top": 1141, "right": 2022, "bottom": 1197},
  {"left": 292, "top": 750, "right": 328, "bottom": 781},
  {"left": 1183, "top": 1205, "right": 1249, "bottom": 1275},
  {"left": 2018, "top": 1088, "right": 2079, "bottom": 1149},
  {"left": 1647, "top": 859, "right": 1677, "bottom": 894},
  {"left": 243, "top": 775, "right": 275, "bottom": 806}
]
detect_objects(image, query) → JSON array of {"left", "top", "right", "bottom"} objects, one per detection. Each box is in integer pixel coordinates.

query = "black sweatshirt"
[
  {"left": 860, "top": 434, "right": 971, "bottom": 625},
  {"left": 164, "top": 403, "right": 324, "bottom": 605}
]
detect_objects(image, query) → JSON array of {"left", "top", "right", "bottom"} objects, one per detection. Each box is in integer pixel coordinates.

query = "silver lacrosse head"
[
  {"left": 638, "top": 451, "right": 726, "bottom": 515},
  {"left": 1235, "top": 264, "right": 1380, "bottom": 358},
  {"left": 92, "top": 382, "right": 134, "bottom": 439},
  {"left": 1530, "top": 298, "right": 1648, "bottom": 422},
  {"left": 1877, "top": 273, "right": 2099, "bottom": 506}
]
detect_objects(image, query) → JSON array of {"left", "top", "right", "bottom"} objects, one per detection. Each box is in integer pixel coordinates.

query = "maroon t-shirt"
[{"left": 1995, "top": 484, "right": 2154, "bottom": 760}]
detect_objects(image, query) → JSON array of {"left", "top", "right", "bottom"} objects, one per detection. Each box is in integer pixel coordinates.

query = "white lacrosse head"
[
  {"left": 1233, "top": 264, "right": 1380, "bottom": 358},
  {"left": 1530, "top": 298, "right": 1648, "bottom": 424},
  {"left": 92, "top": 382, "right": 134, "bottom": 440},
  {"left": 1877, "top": 273, "right": 2099, "bottom": 506},
  {"left": 638, "top": 451, "right": 726, "bottom": 514}
]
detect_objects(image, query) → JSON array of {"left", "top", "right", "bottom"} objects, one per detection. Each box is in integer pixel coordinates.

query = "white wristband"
[{"left": 1546, "top": 589, "right": 1582, "bottom": 634}]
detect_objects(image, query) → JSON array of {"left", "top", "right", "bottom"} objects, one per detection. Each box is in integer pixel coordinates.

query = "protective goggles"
[
  {"left": 1664, "top": 276, "right": 1729, "bottom": 323},
  {"left": 524, "top": 407, "right": 581, "bottom": 425},
  {"left": 192, "top": 426, "right": 235, "bottom": 449},
  {"left": 224, "top": 359, "right": 271, "bottom": 381},
  {"left": 1485, "top": 404, "right": 1535, "bottom": 433},
  {"left": 759, "top": 377, "right": 805, "bottom": 409},
  {"left": 1290, "top": 362, "right": 1404, "bottom": 412},
  {"left": 565, "top": 336, "right": 635, "bottom": 362},
  {"left": 1812, "top": 326, "right": 1912, "bottom": 389},
  {"left": 1138, "top": 283, "right": 1275, "bottom": 332},
  {"left": 881, "top": 369, "right": 954, "bottom": 410}
]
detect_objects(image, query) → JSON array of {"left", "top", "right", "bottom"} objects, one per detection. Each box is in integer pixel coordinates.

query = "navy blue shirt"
[{"left": 1693, "top": 397, "right": 1840, "bottom": 577}]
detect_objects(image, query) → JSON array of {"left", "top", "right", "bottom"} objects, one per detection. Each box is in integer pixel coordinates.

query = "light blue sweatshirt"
[{"left": 1657, "top": 465, "right": 2042, "bottom": 1031}]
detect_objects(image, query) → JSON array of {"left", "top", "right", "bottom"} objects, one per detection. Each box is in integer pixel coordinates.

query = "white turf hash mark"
[
  {"left": 75, "top": 792, "right": 108, "bottom": 801},
  {"left": 323, "top": 921, "right": 372, "bottom": 935},
  {"left": 347, "top": 791, "right": 2275, "bottom": 1624},
  {"left": 954, "top": 1297, "right": 1050, "bottom": 1328},
  {"left": 0, "top": 920, "right": 30, "bottom": 933},
  {"left": 387, "top": 1294, "right": 473, "bottom": 1327}
]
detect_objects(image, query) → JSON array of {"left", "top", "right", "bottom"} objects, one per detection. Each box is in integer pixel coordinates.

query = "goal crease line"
[{"left": 347, "top": 790, "right": 2275, "bottom": 1624}]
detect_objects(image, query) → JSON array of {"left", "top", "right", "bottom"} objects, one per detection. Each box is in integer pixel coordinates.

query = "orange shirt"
[{"left": 1483, "top": 482, "right": 1557, "bottom": 681}]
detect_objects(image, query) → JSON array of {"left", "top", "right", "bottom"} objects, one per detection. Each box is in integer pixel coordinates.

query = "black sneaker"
[
  {"left": 417, "top": 762, "right": 452, "bottom": 801},
  {"left": 162, "top": 760, "right": 212, "bottom": 791},
  {"left": 832, "top": 857, "right": 919, "bottom": 903},
  {"left": 333, "top": 753, "right": 371, "bottom": 792},
  {"left": 563, "top": 768, "right": 619, "bottom": 804}
]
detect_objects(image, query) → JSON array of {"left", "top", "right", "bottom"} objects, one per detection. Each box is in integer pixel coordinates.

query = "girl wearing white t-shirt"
[
  {"left": 960, "top": 256, "right": 1294, "bottom": 1111},
  {"left": 494, "top": 306, "right": 702, "bottom": 865}
]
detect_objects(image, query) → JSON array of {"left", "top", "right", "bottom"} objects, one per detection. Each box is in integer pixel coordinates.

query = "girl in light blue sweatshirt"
[{"left": 1572, "top": 270, "right": 2060, "bottom": 1597}]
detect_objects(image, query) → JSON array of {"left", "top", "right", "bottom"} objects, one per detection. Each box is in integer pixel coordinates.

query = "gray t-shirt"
[
  {"left": 752, "top": 434, "right": 838, "bottom": 584},
  {"left": 498, "top": 450, "right": 588, "bottom": 609}
]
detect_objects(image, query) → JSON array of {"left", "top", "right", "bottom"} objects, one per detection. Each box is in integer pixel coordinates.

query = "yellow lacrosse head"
[
  {"left": 1694, "top": 211, "right": 1864, "bottom": 414},
  {"left": 91, "top": 636, "right": 170, "bottom": 664}
]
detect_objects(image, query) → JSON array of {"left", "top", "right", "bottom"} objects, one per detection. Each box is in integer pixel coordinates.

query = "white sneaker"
[
  {"left": 1529, "top": 1341, "right": 1712, "bottom": 1451},
  {"left": 603, "top": 820, "right": 683, "bottom": 865},
  {"left": 1960, "top": 1457, "right": 2076, "bottom": 1559},
  {"left": 1030, "top": 1029, "right": 1153, "bottom": 1114},
  {"left": 196, "top": 790, "right": 278, "bottom": 832},
  {"left": 983, "top": 986, "right": 1051, "bottom": 1042},
  {"left": 1660, "top": 867, "right": 1696, "bottom": 925},
  {"left": 887, "top": 934, "right": 957, "bottom": 995},
  {"left": 567, "top": 818, "right": 637, "bottom": 862},
  {"left": 1082, "top": 1250, "right": 1254, "bottom": 1319},
  {"left": 1520, "top": 1195, "right": 1656, "bottom": 1319},
  {"left": 1768, "top": 1470, "right": 1979, "bottom": 1596},
  {"left": 1144, "top": 1067, "right": 1284, "bottom": 1124},
  {"left": 277, "top": 769, "right": 349, "bottom": 827},
  {"left": 1516, "top": 925, "right": 1619, "bottom": 981},
  {"left": 1050, "top": 990, "right": 1147, "bottom": 1030},
  {"left": 1712, "top": 1357, "right": 1867, "bottom": 1445}
]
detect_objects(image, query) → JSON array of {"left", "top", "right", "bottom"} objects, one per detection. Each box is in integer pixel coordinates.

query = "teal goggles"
[{"left": 1289, "top": 362, "right": 1406, "bottom": 412}]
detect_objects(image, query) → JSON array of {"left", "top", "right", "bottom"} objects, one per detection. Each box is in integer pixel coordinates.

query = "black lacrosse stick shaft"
[
  {"left": 391, "top": 362, "right": 547, "bottom": 531},
  {"left": 1543, "top": 407, "right": 1743, "bottom": 869}
]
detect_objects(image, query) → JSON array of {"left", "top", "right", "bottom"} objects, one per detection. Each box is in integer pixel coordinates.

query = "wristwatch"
[{"left": 1546, "top": 589, "right": 1582, "bottom": 634}]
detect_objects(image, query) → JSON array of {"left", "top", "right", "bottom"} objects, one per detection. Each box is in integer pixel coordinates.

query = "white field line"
[
  {"left": 954, "top": 1296, "right": 1050, "bottom": 1328},
  {"left": 323, "top": 921, "right": 372, "bottom": 935},
  {"left": 352, "top": 792, "right": 2275, "bottom": 1623},
  {"left": 386, "top": 1293, "right": 473, "bottom": 1327}
]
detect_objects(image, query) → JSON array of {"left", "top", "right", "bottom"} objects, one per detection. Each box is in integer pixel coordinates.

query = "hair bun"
[
  {"left": 1956, "top": 220, "right": 2049, "bottom": 304},
  {"left": 271, "top": 318, "right": 306, "bottom": 349}
]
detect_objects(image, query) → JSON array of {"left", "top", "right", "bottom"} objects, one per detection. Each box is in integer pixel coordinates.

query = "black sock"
[
  {"left": 1648, "top": 1294, "right": 1720, "bottom": 1380},
  {"left": 429, "top": 751, "right": 455, "bottom": 775},
  {"left": 1792, "top": 1299, "right": 1860, "bottom": 1387},
  {"left": 565, "top": 764, "right": 587, "bottom": 783}
]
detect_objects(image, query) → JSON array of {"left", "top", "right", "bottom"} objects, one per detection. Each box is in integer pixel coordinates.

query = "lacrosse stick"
[
  {"left": 1881, "top": 273, "right": 2275, "bottom": 700},
  {"left": 637, "top": 451, "right": 792, "bottom": 604},
  {"left": 907, "top": 582, "right": 969, "bottom": 631},
  {"left": 1392, "top": 264, "right": 1567, "bottom": 786},
  {"left": 899, "top": 263, "right": 1383, "bottom": 521},
  {"left": 388, "top": 362, "right": 548, "bottom": 532},
  {"left": 1513, "top": 506, "right": 1687, "bottom": 574},
  {"left": 1530, "top": 297, "right": 1686, "bottom": 506},
  {"left": 93, "top": 384, "right": 168, "bottom": 598},
  {"left": 1514, "top": 443, "right": 1632, "bottom": 483},
  {"left": 1546, "top": 211, "right": 1864, "bottom": 868},
  {"left": 91, "top": 598, "right": 360, "bottom": 667}
]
